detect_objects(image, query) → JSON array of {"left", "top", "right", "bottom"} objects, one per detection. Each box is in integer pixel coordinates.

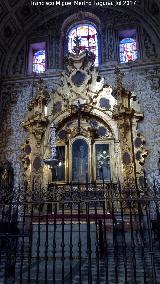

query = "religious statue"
[{"left": 72, "top": 139, "right": 88, "bottom": 182}]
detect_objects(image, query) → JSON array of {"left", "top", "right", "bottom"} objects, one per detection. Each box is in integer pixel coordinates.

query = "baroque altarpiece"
[{"left": 21, "top": 48, "right": 147, "bottom": 190}]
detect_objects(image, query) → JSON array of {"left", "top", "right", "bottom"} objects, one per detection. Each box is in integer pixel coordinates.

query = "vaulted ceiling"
[{"left": 0, "top": 0, "right": 160, "bottom": 76}]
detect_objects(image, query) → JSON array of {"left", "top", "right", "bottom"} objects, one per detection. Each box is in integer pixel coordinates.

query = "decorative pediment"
[{"left": 56, "top": 50, "right": 113, "bottom": 109}]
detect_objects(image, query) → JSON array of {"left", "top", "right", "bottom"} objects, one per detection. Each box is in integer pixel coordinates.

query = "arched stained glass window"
[
  {"left": 68, "top": 24, "right": 99, "bottom": 66},
  {"left": 120, "top": 38, "right": 137, "bottom": 63},
  {"left": 33, "top": 49, "right": 46, "bottom": 73}
]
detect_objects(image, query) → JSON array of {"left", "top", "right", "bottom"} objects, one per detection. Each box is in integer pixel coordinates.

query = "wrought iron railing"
[{"left": 0, "top": 182, "right": 160, "bottom": 283}]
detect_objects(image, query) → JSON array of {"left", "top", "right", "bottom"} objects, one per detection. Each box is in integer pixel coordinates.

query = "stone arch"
[
  {"left": 61, "top": 11, "right": 101, "bottom": 36},
  {"left": 59, "top": 11, "right": 103, "bottom": 68}
]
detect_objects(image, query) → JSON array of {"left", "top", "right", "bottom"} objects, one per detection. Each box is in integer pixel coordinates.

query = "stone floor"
[
  {"left": 0, "top": 222, "right": 160, "bottom": 283},
  {"left": 1, "top": 245, "right": 160, "bottom": 283}
]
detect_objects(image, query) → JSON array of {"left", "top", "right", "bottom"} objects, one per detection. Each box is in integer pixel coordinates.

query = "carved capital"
[{"left": 22, "top": 115, "right": 49, "bottom": 146}]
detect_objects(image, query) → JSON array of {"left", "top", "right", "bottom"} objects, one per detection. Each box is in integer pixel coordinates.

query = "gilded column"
[
  {"left": 112, "top": 68, "right": 137, "bottom": 189},
  {"left": 21, "top": 77, "right": 49, "bottom": 188}
]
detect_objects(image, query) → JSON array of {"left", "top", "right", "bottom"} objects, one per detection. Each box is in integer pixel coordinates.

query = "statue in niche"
[
  {"left": 150, "top": 2, "right": 159, "bottom": 16},
  {"left": 0, "top": 160, "right": 14, "bottom": 187},
  {"left": 149, "top": 77, "right": 160, "bottom": 90},
  {"left": 108, "top": 29, "right": 114, "bottom": 60},
  {"left": 13, "top": 47, "right": 24, "bottom": 75},
  {"left": 72, "top": 139, "right": 88, "bottom": 182},
  {"left": 143, "top": 30, "right": 157, "bottom": 59}
]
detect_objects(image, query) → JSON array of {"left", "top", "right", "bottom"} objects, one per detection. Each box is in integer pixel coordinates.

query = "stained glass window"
[
  {"left": 33, "top": 49, "right": 46, "bottom": 73},
  {"left": 120, "top": 38, "right": 138, "bottom": 63},
  {"left": 68, "top": 24, "right": 99, "bottom": 66}
]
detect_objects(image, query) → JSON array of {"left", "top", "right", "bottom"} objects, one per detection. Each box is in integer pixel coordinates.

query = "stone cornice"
[{"left": 1, "top": 60, "right": 160, "bottom": 84}]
